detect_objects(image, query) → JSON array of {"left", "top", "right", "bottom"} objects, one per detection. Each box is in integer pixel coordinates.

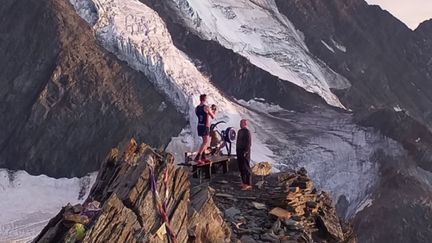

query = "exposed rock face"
[
  {"left": 351, "top": 109, "right": 432, "bottom": 242},
  {"left": 275, "top": 0, "right": 432, "bottom": 127},
  {"left": 34, "top": 139, "right": 230, "bottom": 243},
  {"left": 351, "top": 152, "right": 432, "bottom": 243},
  {"left": 413, "top": 19, "right": 432, "bottom": 77},
  {"left": 188, "top": 185, "right": 231, "bottom": 243},
  {"left": 355, "top": 109, "right": 432, "bottom": 172},
  {"left": 35, "top": 140, "right": 352, "bottom": 242},
  {"left": 0, "top": 0, "right": 185, "bottom": 177}
]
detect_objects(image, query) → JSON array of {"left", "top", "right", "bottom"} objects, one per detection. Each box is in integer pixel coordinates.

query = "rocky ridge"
[{"left": 35, "top": 139, "right": 353, "bottom": 242}]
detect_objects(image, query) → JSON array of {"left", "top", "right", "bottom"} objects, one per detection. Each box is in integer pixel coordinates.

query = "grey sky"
[{"left": 366, "top": 0, "right": 432, "bottom": 29}]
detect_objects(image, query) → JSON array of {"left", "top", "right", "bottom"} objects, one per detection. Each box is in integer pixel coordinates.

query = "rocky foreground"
[{"left": 34, "top": 139, "right": 355, "bottom": 242}]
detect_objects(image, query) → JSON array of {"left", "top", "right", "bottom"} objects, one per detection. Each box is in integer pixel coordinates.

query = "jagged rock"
[
  {"left": 82, "top": 194, "right": 143, "bottom": 242},
  {"left": 36, "top": 141, "right": 353, "bottom": 243},
  {"left": 35, "top": 140, "right": 227, "bottom": 243},
  {"left": 63, "top": 213, "right": 89, "bottom": 225},
  {"left": 188, "top": 185, "right": 231, "bottom": 243},
  {"left": 316, "top": 193, "right": 345, "bottom": 242}
]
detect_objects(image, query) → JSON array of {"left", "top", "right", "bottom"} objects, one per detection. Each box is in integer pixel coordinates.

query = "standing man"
[
  {"left": 194, "top": 94, "right": 216, "bottom": 163},
  {"left": 236, "top": 119, "right": 252, "bottom": 190}
]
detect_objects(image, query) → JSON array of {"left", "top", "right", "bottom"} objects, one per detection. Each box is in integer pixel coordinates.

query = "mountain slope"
[
  {"left": 0, "top": 0, "right": 185, "bottom": 178},
  {"left": 276, "top": 0, "right": 432, "bottom": 127}
]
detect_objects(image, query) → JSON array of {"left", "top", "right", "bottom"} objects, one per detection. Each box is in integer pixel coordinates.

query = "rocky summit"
[{"left": 34, "top": 139, "right": 353, "bottom": 243}]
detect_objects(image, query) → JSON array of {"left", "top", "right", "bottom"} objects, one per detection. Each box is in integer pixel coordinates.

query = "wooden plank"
[{"left": 185, "top": 155, "right": 236, "bottom": 166}]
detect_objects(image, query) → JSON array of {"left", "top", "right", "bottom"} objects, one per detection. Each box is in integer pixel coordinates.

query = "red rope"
[{"left": 149, "top": 166, "right": 177, "bottom": 243}]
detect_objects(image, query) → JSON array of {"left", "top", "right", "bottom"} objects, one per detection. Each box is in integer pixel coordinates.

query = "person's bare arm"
[{"left": 205, "top": 105, "right": 215, "bottom": 119}]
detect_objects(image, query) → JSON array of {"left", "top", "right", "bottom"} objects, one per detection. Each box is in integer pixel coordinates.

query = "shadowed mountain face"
[
  {"left": 413, "top": 20, "right": 432, "bottom": 76},
  {"left": 275, "top": 0, "right": 432, "bottom": 128},
  {"left": 0, "top": 0, "right": 185, "bottom": 178}
]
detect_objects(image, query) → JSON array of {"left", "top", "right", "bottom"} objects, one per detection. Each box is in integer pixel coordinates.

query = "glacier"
[
  {"left": 0, "top": 169, "right": 96, "bottom": 242},
  {"left": 167, "top": 0, "right": 351, "bottom": 108}
]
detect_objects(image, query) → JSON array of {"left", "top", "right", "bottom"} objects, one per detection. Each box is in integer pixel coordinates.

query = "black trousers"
[{"left": 237, "top": 149, "right": 252, "bottom": 185}]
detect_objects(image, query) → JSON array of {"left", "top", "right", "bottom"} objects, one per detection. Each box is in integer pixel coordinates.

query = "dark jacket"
[{"left": 236, "top": 128, "right": 251, "bottom": 152}]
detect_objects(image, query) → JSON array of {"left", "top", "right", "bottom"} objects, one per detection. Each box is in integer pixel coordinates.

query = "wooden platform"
[{"left": 179, "top": 154, "right": 236, "bottom": 182}]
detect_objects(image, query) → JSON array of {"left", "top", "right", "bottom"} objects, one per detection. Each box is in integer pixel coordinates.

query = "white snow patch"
[
  {"left": 0, "top": 169, "right": 97, "bottom": 242},
  {"left": 237, "top": 98, "right": 285, "bottom": 113},
  {"left": 70, "top": 0, "right": 98, "bottom": 25},
  {"left": 331, "top": 38, "right": 347, "bottom": 53},
  {"left": 354, "top": 198, "right": 373, "bottom": 215},
  {"left": 321, "top": 40, "right": 335, "bottom": 53},
  {"left": 169, "top": 0, "right": 350, "bottom": 108},
  {"left": 393, "top": 105, "right": 403, "bottom": 112}
]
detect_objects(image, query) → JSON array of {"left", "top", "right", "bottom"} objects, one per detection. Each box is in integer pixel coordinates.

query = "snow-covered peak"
[{"left": 168, "top": 0, "right": 351, "bottom": 108}]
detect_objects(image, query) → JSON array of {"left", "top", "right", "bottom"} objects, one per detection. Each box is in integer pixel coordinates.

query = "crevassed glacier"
[{"left": 167, "top": 0, "right": 351, "bottom": 108}]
